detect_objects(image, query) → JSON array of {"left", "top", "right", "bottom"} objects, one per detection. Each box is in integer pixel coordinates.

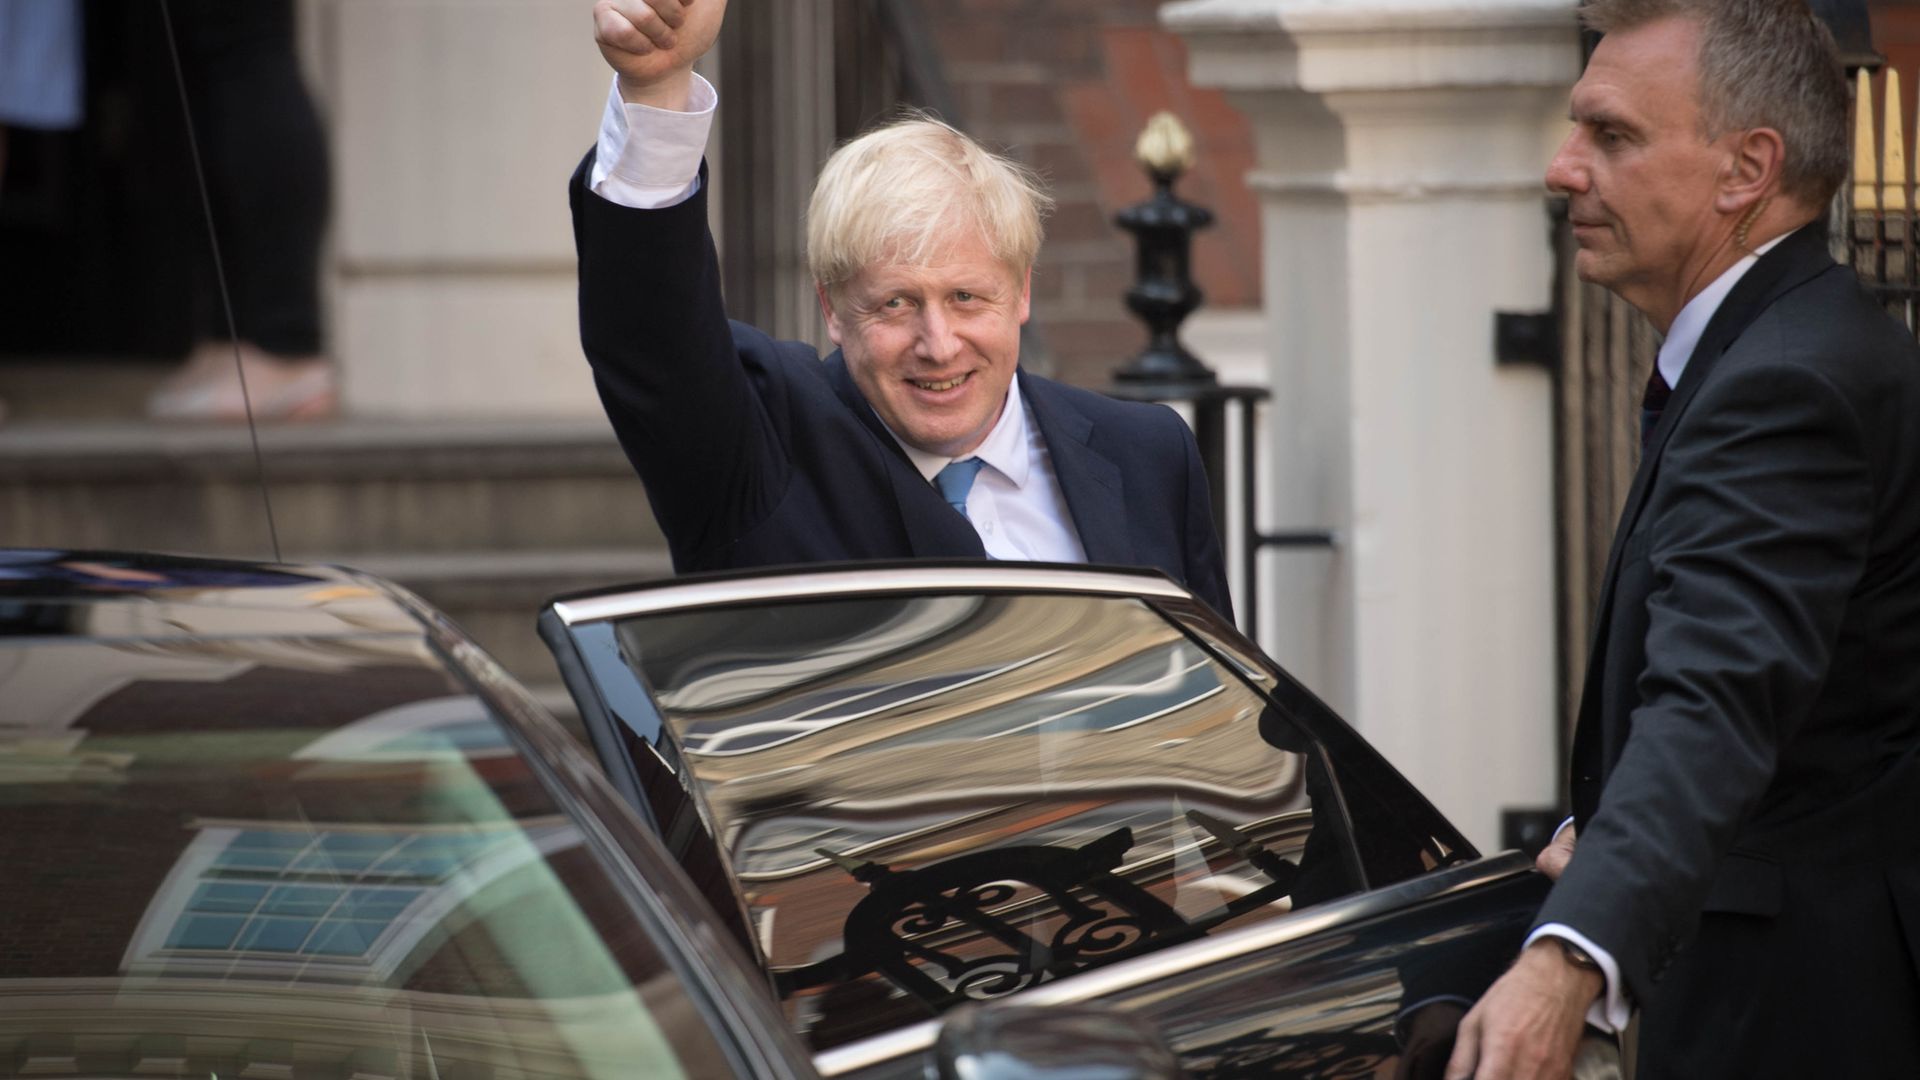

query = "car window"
[
  {"left": 1176, "top": 614, "right": 1472, "bottom": 885},
  {"left": 600, "top": 590, "right": 1453, "bottom": 1052},
  {"left": 0, "top": 632, "right": 738, "bottom": 1080}
]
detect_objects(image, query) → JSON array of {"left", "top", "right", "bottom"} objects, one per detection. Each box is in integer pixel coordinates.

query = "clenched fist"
[{"left": 593, "top": 0, "right": 726, "bottom": 110}]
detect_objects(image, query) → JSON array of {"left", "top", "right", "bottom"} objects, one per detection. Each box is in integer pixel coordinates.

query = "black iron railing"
[{"left": 1105, "top": 114, "right": 1335, "bottom": 637}]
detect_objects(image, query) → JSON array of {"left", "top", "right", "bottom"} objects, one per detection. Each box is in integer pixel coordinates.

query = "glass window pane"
[
  {"left": 316, "top": 833, "right": 399, "bottom": 854},
  {"left": 614, "top": 592, "right": 1369, "bottom": 1052},
  {"left": 261, "top": 885, "right": 341, "bottom": 916},
  {"left": 304, "top": 919, "right": 381, "bottom": 957},
  {"left": 167, "top": 914, "right": 247, "bottom": 950},
  {"left": 290, "top": 849, "right": 382, "bottom": 874},
  {"left": 189, "top": 883, "right": 268, "bottom": 913},
  {"left": 337, "top": 887, "right": 418, "bottom": 920},
  {"left": 236, "top": 917, "right": 316, "bottom": 953}
]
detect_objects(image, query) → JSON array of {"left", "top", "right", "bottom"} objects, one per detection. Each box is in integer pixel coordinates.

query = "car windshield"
[
  {"left": 599, "top": 587, "right": 1459, "bottom": 1051},
  {"left": 0, "top": 611, "right": 735, "bottom": 1079}
]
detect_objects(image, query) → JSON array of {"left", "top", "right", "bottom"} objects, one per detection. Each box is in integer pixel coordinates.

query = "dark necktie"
[
  {"left": 934, "top": 457, "right": 987, "bottom": 519},
  {"left": 1640, "top": 366, "right": 1672, "bottom": 451}
]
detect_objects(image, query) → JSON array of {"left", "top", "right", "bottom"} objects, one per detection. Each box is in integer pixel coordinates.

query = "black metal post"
[
  {"left": 1111, "top": 165, "right": 1216, "bottom": 388},
  {"left": 1102, "top": 114, "right": 1332, "bottom": 632}
]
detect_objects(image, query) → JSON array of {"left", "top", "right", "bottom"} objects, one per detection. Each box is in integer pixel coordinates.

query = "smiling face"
[
  {"left": 820, "top": 227, "right": 1031, "bottom": 458},
  {"left": 1545, "top": 16, "right": 1735, "bottom": 329}
]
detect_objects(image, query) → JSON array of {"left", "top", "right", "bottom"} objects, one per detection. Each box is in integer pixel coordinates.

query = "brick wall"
[{"left": 921, "top": 1, "right": 1262, "bottom": 387}]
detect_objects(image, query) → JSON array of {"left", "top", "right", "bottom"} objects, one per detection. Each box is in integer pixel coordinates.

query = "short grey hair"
[{"left": 1582, "top": 0, "right": 1849, "bottom": 207}]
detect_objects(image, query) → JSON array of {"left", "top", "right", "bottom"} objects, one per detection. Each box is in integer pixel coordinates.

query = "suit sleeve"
[
  {"left": 1534, "top": 351, "right": 1874, "bottom": 1002},
  {"left": 570, "top": 150, "right": 789, "bottom": 562}
]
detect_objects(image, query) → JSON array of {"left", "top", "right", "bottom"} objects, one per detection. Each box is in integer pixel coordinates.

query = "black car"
[{"left": 0, "top": 551, "right": 1616, "bottom": 1079}]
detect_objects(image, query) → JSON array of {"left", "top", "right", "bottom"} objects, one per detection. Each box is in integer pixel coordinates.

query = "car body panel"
[{"left": 821, "top": 854, "right": 1551, "bottom": 1079}]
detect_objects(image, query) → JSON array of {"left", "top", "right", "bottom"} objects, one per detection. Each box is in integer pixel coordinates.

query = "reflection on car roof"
[{"left": 0, "top": 550, "right": 420, "bottom": 640}]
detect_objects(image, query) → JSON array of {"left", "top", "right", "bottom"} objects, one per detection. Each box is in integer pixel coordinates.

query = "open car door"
[{"left": 539, "top": 563, "right": 1605, "bottom": 1079}]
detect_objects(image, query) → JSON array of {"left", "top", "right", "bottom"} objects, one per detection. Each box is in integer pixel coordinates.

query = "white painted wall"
[
  {"left": 310, "top": 0, "right": 620, "bottom": 418},
  {"left": 1164, "top": 0, "right": 1581, "bottom": 849}
]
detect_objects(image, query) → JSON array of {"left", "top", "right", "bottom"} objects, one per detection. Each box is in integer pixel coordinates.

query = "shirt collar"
[
  {"left": 1656, "top": 229, "right": 1793, "bottom": 389},
  {"left": 890, "top": 377, "right": 1031, "bottom": 487}
]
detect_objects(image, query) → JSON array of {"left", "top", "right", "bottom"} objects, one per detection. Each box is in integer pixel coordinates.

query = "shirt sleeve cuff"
[
  {"left": 1525, "top": 924, "right": 1632, "bottom": 1033},
  {"left": 589, "top": 71, "right": 716, "bottom": 209}
]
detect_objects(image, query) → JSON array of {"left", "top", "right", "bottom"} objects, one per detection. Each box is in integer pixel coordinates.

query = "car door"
[{"left": 540, "top": 562, "right": 1603, "bottom": 1079}]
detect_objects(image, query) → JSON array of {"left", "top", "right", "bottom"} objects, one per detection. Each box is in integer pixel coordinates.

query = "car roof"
[
  {"left": 546, "top": 558, "right": 1191, "bottom": 626},
  {"left": 0, "top": 548, "right": 425, "bottom": 641}
]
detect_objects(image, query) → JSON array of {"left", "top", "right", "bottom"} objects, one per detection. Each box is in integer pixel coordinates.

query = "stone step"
[
  {"left": 0, "top": 359, "right": 166, "bottom": 423},
  {"left": 0, "top": 417, "right": 665, "bottom": 558}
]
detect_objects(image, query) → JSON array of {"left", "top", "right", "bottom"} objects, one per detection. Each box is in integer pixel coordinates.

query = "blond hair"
[
  {"left": 807, "top": 112, "right": 1053, "bottom": 299},
  {"left": 1582, "top": 0, "right": 1848, "bottom": 206}
]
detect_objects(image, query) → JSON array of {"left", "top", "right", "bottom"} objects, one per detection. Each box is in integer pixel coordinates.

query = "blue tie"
[{"left": 934, "top": 457, "right": 987, "bottom": 519}]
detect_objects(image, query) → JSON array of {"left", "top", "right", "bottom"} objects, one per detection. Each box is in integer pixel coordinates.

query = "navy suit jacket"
[
  {"left": 570, "top": 153, "right": 1232, "bottom": 619},
  {"left": 1536, "top": 225, "right": 1920, "bottom": 1076}
]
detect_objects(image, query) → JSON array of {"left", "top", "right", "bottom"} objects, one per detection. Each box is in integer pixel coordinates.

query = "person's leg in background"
[
  {"left": 0, "top": 0, "right": 86, "bottom": 425},
  {"left": 147, "top": 0, "right": 336, "bottom": 421}
]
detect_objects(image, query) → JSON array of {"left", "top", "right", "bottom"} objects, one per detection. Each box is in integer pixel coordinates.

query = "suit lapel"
[
  {"left": 825, "top": 350, "right": 910, "bottom": 464},
  {"left": 824, "top": 352, "right": 985, "bottom": 557},
  {"left": 1021, "top": 372, "right": 1135, "bottom": 566},
  {"left": 1575, "top": 225, "right": 1838, "bottom": 789},
  {"left": 1589, "top": 227, "right": 1834, "bottom": 615}
]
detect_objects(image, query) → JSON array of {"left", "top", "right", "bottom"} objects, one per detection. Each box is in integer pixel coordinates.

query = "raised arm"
[{"left": 576, "top": 0, "right": 790, "bottom": 566}]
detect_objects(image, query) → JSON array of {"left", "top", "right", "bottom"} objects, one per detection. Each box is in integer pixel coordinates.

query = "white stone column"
[
  {"left": 1164, "top": 0, "right": 1581, "bottom": 849},
  {"left": 314, "top": 0, "right": 619, "bottom": 418}
]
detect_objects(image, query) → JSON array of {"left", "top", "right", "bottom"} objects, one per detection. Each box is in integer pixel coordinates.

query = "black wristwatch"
[{"left": 1551, "top": 936, "right": 1603, "bottom": 974}]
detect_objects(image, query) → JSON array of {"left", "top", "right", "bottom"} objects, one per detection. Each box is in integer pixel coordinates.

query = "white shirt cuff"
[
  {"left": 589, "top": 72, "right": 716, "bottom": 209},
  {"left": 1525, "top": 924, "right": 1632, "bottom": 1033}
]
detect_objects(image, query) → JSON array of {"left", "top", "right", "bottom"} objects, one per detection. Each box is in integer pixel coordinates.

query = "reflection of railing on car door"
[{"left": 774, "top": 812, "right": 1307, "bottom": 1012}]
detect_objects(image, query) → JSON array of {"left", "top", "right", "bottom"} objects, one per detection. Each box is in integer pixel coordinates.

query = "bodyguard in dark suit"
[
  {"left": 1450, "top": 3, "right": 1920, "bottom": 1078},
  {"left": 573, "top": 0, "right": 1230, "bottom": 618}
]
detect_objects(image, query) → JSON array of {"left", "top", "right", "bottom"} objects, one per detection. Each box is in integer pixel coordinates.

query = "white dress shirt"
[
  {"left": 1653, "top": 231, "right": 1790, "bottom": 390},
  {"left": 1528, "top": 228, "right": 1794, "bottom": 1033},
  {"left": 887, "top": 380, "right": 1088, "bottom": 563},
  {"left": 586, "top": 75, "right": 1088, "bottom": 564}
]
